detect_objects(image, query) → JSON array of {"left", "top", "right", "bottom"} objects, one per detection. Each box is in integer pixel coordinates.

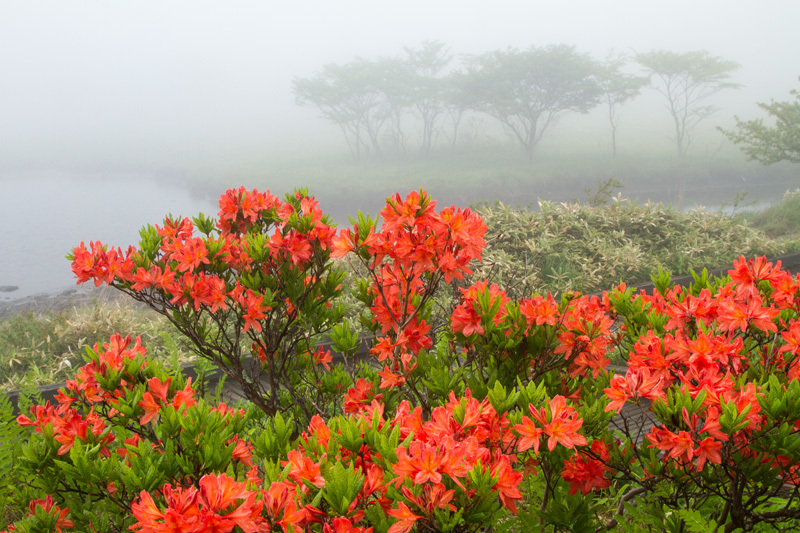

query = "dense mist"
[
  {"left": 3, "top": 0, "right": 800, "bottom": 298},
  {"left": 2, "top": 0, "right": 799, "bottom": 178}
]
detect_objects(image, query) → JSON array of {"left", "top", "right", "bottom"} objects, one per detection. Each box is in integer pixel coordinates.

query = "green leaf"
[
  {"left": 651, "top": 264, "right": 672, "bottom": 296},
  {"left": 677, "top": 508, "right": 719, "bottom": 532},
  {"left": 330, "top": 320, "right": 359, "bottom": 355},
  {"left": 321, "top": 462, "right": 364, "bottom": 515}
]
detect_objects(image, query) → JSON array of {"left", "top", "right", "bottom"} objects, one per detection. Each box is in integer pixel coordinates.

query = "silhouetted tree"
[
  {"left": 595, "top": 52, "right": 648, "bottom": 156},
  {"left": 372, "top": 57, "right": 413, "bottom": 156},
  {"left": 466, "top": 45, "right": 602, "bottom": 161},
  {"left": 293, "top": 60, "right": 389, "bottom": 160},
  {"left": 439, "top": 70, "right": 475, "bottom": 148},
  {"left": 403, "top": 41, "right": 453, "bottom": 156},
  {"left": 636, "top": 49, "right": 740, "bottom": 158}
]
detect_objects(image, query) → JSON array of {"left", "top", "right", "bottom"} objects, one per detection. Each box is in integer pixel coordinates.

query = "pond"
[{"left": 0, "top": 173, "right": 218, "bottom": 300}]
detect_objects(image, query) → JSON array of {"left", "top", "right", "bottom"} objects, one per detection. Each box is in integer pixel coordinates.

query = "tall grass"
[
  {"left": 745, "top": 188, "right": 800, "bottom": 242},
  {"left": 0, "top": 301, "right": 190, "bottom": 391}
]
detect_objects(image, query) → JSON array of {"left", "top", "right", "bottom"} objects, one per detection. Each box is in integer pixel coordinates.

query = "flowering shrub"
[
  {"left": 331, "top": 190, "right": 489, "bottom": 413},
  {"left": 3, "top": 188, "right": 800, "bottom": 532},
  {"left": 5, "top": 334, "right": 256, "bottom": 532},
  {"left": 600, "top": 257, "right": 800, "bottom": 530},
  {"left": 69, "top": 187, "right": 348, "bottom": 423}
]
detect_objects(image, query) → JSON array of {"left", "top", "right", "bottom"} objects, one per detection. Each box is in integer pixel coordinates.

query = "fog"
[
  {"left": 2, "top": 0, "right": 800, "bottom": 297},
  {"left": 2, "top": 0, "right": 799, "bottom": 176}
]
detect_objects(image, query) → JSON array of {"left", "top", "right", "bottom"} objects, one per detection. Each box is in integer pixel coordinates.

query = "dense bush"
[
  {"left": 2, "top": 188, "right": 800, "bottom": 532},
  {"left": 475, "top": 197, "right": 786, "bottom": 296}
]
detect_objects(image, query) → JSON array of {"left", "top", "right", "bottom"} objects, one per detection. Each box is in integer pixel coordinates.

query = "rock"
[{"left": 0, "top": 286, "right": 19, "bottom": 293}]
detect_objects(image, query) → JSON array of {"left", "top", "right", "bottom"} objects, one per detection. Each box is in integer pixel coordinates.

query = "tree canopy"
[
  {"left": 293, "top": 43, "right": 748, "bottom": 162},
  {"left": 403, "top": 41, "right": 453, "bottom": 156},
  {"left": 293, "top": 42, "right": 458, "bottom": 160},
  {"left": 720, "top": 78, "right": 800, "bottom": 164},
  {"left": 293, "top": 60, "right": 389, "bottom": 160},
  {"left": 466, "top": 44, "right": 602, "bottom": 161}
]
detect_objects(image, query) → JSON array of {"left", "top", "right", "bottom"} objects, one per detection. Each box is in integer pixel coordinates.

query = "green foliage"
[
  {"left": 746, "top": 188, "right": 800, "bottom": 242},
  {"left": 10, "top": 339, "right": 256, "bottom": 532},
  {"left": 721, "top": 78, "right": 800, "bottom": 165},
  {"left": 0, "top": 393, "right": 33, "bottom": 525},
  {"left": 536, "top": 491, "right": 596, "bottom": 532},
  {"left": 677, "top": 509, "right": 725, "bottom": 532},
  {"left": 321, "top": 462, "right": 364, "bottom": 516},
  {"left": 613, "top": 489, "right": 672, "bottom": 532},
  {"left": 0, "top": 301, "right": 188, "bottom": 391},
  {"left": 250, "top": 411, "right": 295, "bottom": 462},
  {"left": 475, "top": 198, "right": 785, "bottom": 296},
  {"left": 580, "top": 177, "right": 624, "bottom": 207},
  {"left": 466, "top": 44, "right": 602, "bottom": 161}
]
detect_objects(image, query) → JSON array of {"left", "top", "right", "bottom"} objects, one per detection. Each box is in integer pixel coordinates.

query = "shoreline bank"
[{"left": 0, "top": 285, "right": 131, "bottom": 321}]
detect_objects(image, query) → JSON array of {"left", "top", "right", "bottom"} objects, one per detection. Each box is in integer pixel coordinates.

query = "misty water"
[{"left": 0, "top": 174, "right": 217, "bottom": 300}]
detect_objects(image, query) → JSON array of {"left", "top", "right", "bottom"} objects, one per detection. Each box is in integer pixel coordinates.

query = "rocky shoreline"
[{"left": 0, "top": 284, "right": 131, "bottom": 320}]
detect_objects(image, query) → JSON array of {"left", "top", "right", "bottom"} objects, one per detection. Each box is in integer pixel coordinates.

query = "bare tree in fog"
[
  {"left": 636, "top": 50, "right": 740, "bottom": 158},
  {"left": 466, "top": 45, "right": 602, "bottom": 162},
  {"left": 594, "top": 52, "right": 648, "bottom": 157},
  {"left": 720, "top": 77, "right": 800, "bottom": 165}
]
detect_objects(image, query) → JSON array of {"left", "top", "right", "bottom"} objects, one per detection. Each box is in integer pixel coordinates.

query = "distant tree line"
[{"left": 293, "top": 42, "right": 741, "bottom": 161}]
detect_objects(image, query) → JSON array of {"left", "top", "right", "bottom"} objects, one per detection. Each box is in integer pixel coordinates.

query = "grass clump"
[
  {"left": 475, "top": 197, "right": 787, "bottom": 297},
  {"left": 0, "top": 301, "right": 190, "bottom": 391},
  {"left": 746, "top": 188, "right": 800, "bottom": 243}
]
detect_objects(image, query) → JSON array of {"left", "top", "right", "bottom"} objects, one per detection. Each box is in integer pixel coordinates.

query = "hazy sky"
[{"left": 2, "top": 0, "right": 798, "bottom": 174}]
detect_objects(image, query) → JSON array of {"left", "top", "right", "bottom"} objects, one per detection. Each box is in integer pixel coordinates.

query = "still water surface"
[{"left": 0, "top": 174, "right": 218, "bottom": 300}]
